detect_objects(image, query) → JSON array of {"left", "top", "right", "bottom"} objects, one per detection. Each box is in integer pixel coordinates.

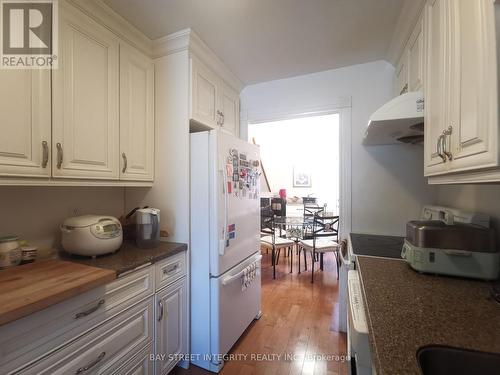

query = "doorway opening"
[{"left": 249, "top": 113, "right": 340, "bottom": 216}]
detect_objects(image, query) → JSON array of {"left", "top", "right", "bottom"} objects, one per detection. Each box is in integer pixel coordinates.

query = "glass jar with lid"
[{"left": 0, "top": 235, "right": 21, "bottom": 269}]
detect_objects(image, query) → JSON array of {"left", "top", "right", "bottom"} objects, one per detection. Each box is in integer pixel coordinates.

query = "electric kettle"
[{"left": 135, "top": 208, "right": 160, "bottom": 248}]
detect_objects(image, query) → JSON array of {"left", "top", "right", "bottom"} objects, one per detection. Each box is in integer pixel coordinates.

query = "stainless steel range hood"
[{"left": 363, "top": 91, "right": 424, "bottom": 145}]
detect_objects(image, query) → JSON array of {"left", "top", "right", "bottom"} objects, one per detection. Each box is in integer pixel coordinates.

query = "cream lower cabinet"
[
  {"left": 0, "top": 252, "right": 189, "bottom": 375},
  {"left": 0, "top": 70, "right": 51, "bottom": 177},
  {"left": 155, "top": 278, "right": 188, "bottom": 375},
  {"left": 120, "top": 43, "right": 155, "bottom": 181},
  {"left": 22, "top": 298, "right": 154, "bottom": 375},
  {"left": 425, "top": 0, "right": 499, "bottom": 182},
  {"left": 190, "top": 58, "right": 240, "bottom": 136},
  {"left": 52, "top": 4, "right": 120, "bottom": 180}
]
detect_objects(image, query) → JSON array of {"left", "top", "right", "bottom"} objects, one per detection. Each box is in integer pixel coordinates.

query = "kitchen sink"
[{"left": 417, "top": 345, "right": 500, "bottom": 375}]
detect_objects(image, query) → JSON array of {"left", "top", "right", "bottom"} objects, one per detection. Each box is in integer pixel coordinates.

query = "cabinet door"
[
  {"left": 155, "top": 278, "right": 187, "bottom": 375},
  {"left": 394, "top": 55, "right": 408, "bottom": 96},
  {"left": 190, "top": 58, "right": 219, "bottom": 129},
  {"left": 408, "top": 16, "right": 424, "bottom": 92},
  {"left": 424, "top": 0, "right": 449, "bottom": 175},
  {"left": 52, "top": 5, "right": 119, "bottom": 179},
  {"left": 0, "top": 70, "right": 51, "bottom": 177},
  {"left": 120, "top": 43, "right": 155, "bottom": 181},
  {"left": 446, "top": 0, "right": 498, "bottom": 172},
  {"left": 219, "top": 82, "right": 240, "bottom": 136}
]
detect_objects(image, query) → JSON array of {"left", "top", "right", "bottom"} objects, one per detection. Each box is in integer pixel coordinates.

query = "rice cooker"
[{"left": 61, "top": 215, "right": 123, "bottom": 256}]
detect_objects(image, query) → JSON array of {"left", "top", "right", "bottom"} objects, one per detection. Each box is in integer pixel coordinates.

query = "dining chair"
[
  {"left": 299, "top": 213, "right": 340, "bottom": 283},
  {"left": 260, "top": 211, "right": 295, "bottom": 279},
  {"left": 301, "top": 204, "right": 324, "bottom": 261}
]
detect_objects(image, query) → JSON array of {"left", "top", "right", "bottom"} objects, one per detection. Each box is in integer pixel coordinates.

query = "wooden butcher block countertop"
[{"left": 0, "top": 260, "right": 116, "bottom": 326}]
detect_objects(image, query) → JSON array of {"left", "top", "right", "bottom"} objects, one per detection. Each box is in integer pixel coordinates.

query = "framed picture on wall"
[{"left": 293, "top": 167, "right": 312, "bottom": 187}]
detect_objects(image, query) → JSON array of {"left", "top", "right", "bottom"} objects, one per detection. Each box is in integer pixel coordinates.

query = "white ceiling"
[{"left": 104, "top": 0, "right": 407, "bottom": 85}]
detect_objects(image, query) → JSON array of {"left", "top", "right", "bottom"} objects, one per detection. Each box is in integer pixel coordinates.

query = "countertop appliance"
[
  {"left": 190, "top": 130, "right": 262, "bottom": 373},
  {"left": 402, "top": 206, "right": 498, "bottom": 280},
  {"left": 60, "top": 215, "right": 123, "bottom": 257},
  {"left": 135, "top": 208, "right": 160, "bottom": 248},
  {"left": 363, "top": 91, "right": 424, "bottom": 145}
]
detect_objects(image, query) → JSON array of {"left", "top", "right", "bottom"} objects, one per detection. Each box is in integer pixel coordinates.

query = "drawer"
[
  {"left": 0, "top": 266, "right": 154, "bottom": 375},
  {"left": 111, "top": 343, "right": 153, "bottom": 375},
  {"left": 22, "top": 297, "right": 154, "bottom": 375},
  {"left": 155, "top": 252, "right": 187, "bottom": 291}
]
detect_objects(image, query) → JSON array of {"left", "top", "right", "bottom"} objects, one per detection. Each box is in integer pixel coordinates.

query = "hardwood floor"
[{"left": 172, "top": 249, "right": 348, "bottom": 375}]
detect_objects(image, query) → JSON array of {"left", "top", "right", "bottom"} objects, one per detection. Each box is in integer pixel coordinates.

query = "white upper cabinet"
[
  {"left": 394, "top": 55, "right": 408, "bottom": 96},
  {"left": 219, "top": 82, "right": 240, "bottom": 136},
  {"left": 0, "top": 71, "right": 51, "bottom": 177},
  {"left": 190, "top": 58, "right": 240, "bottom": 136},
  {"left": 394, "top": 13, "right": 424, "bottom": 97},
  {"left": 52, "top": 5, "right": 120, "bottom": 180},
  {"left": 407, "top": 16, "right": 424, "bottom": 92},
  {"left": 424, "top": 0, "right": 448, "bottom": 175},
  {"left": 119, "top": 43, "right": 155, "bottom": 181},
  {"left": 190, "top": 58, "right": 220, "bottom": 129},
  {"left": 446, "top": 0, "right": 498, "bottom": 171},
  {"left": 0, "top": 0, "right": 155, "bottom": 186},
  {"left": 424, "top": 0, "right": 499, "bottom": 181}
]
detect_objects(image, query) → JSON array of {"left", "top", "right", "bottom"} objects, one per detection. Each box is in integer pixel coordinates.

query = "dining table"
[{"left": 273, "top": 212, "right": 338, "bottom": 274}]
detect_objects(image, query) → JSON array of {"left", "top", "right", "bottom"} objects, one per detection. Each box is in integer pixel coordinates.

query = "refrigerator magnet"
[{"left": 229, "top": 232, "right": 236, "bottom": 239}]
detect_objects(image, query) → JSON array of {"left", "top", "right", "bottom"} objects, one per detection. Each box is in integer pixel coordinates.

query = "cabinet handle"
[
  {"left": 163, "top": 263, "right": 179, "bottom": 275},
  {"left": 74, "top": 299, "right": 104, "bottom": 319},
  {"left": 437, "top": 135, "right": 446, "bottom": 162},
  {"left": 56, "top": 143, "right": 63, "bottom": 169},
  {"left": 122, "top": 152, "right": 128, "bottom": 173},
  {"left": 75, "top": 351, "right": 106, "bottom": 374},
  {"left": 442, "top": 126, "right": 453, "bottom": 161},
  {"left": 158, "top": 300, "right": 164, "bottom": 321},
  {"left": 221, "top": 112, "right": 225, "bottom": 125},
  {"left": 41, "top": 141, "right": 49, "bottom": 168}
]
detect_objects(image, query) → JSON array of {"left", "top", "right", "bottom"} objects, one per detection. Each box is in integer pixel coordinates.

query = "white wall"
[
  {"left": 241, "top": 60, "right": 437, "bottom": 236},
  {"left": 249, "top": 114, "right": 340, "bottom": 213},
  {"left": 436, "top": 185, "right": 500, "bottom": 244},
  {"left": 0, "top": 186, "right": 124, "bottom": 249},
  {"left": 125, "top": 51, "right": 191, "bottom": 243}
]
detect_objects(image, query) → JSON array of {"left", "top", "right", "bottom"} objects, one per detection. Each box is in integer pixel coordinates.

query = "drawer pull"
[
  {"left": 158, "top": 300, "right": 164, "bottom": 321},
  {"left": 75, "top": 299, "right": 104, "bottom": 319},
  {"left": 75, "top": 351, "right": 106, "bottom": 374},
  {"left": 163, "top": 263, "right": 180, "bottom": 275}
]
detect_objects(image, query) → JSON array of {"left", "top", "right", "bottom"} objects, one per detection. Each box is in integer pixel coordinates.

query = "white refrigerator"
[{"left": 190, "top": 130, "right": 262, "bottom": 373}]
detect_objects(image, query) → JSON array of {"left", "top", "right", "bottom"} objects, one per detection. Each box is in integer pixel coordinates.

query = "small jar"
[
  {"left": 0, "top": 235, "right": 21, "bottom": 269},
  {"left": 21, "top": 245, "right": 38, "bottom": 264}
]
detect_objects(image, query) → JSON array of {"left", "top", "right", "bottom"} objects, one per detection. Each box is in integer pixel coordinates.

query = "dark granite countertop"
[
  {"left": 59, "top": 241, "right": 187, "bottom": 276},
  {"left": 357, "top": 256, "right": 500, "bottom": 375}
]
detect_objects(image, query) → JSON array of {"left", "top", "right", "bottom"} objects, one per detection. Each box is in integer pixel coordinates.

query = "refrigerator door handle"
[
  {"left": 221, "top": 255, "right": 262, "bottom": 286},
  {"left": 219, "top": 163, "right": 229, "bottom": 255}
]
